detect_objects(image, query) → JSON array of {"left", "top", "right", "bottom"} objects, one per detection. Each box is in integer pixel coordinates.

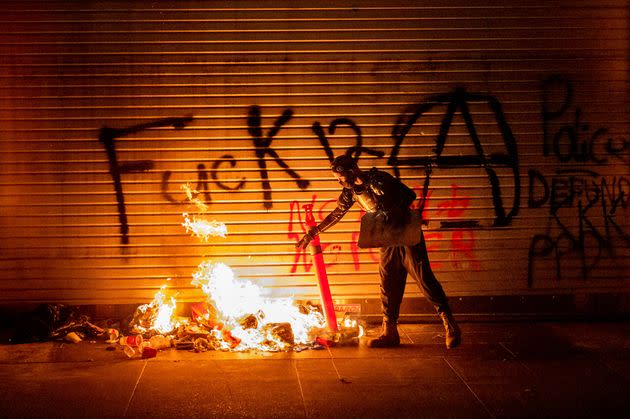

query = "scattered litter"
[
  {"left": 174, "top": 340, "right": 194, "bottom": 351},
  {"left": 51, "top": 317, "right": 104, "bottom": 341},
  {"left": 263, "top": 322, "right": 295, "bottom": 347},
  {"left": 149, "top": 335, "right": 171, "bottom": 350},
  {"left": 194, "top": 337, "right": 219, "bottom": 352},
  {"left": 182, "top": 324, "right": 210, "bottom": 339},
  {"left": 106, "top": 328, "right": 119, "bottom": 343},
  {"left": 119, "top": 335, "right": 143, "bottom": 347},
  {"left": 9, "top": 304, "right": 113, "bottom": 344},
  {"left": 64, "top": 332, "right": 82, "bottom": 343},
  {"left": 239, "top": 313, "right": 259, "bottom": 330},
  {"left": 141, "top": 346, "right": 158, "bottom": 359},
  {"left": 316, "top": 336, "right": 334, "bottom": 347},
  {"left": 7, "top": 303, "right": 363, "bottom": 357},
  {"left": 123, "top": 346, "right": 136, "bottom": 358}
]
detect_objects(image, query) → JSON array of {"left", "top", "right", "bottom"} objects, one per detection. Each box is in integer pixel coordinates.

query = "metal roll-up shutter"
[{"left": 0, "top": 1, "right": 628, "bottom": 316}]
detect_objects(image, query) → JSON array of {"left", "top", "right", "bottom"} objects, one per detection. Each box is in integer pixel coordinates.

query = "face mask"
[{"left": 335, "top": 168, "right": 356, "bottom": 188}]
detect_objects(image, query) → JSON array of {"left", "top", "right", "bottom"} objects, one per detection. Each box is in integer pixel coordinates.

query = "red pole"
[{"left": 303, "top": 204, "right": 338, "bottom": 332}]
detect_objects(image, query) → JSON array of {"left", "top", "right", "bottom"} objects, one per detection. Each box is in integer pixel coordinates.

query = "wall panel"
[{"left": 0, "top": 1, "right": 628, "bottom": 313}]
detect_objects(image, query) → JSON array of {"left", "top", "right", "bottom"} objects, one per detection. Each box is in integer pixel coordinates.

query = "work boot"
[
  {"left": 367, "top": 319, "right": 400, "bottom": 348},
  {"left": 439, "top": 311, "right": 461, "bottom": 349}
]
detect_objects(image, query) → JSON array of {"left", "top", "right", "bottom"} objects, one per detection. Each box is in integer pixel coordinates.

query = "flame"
[
  {"left": 132, "top": 185, "right": 328, "bottom": 352},
  {"left": 181, "top": 183, "right": 209, "bottom": 212},
  {"left": 191, "top": 261, "right": 325, "bottom": 351},
  {"left": 152, "top": 286, "right": 178, "bottom": 334},
  {"left": 181, "top": 183, "right": 227, "bottom": 240},
  {"left": 182, "top": 213, "right": 227, "bottom": 240},
  {"left": 132, "top": 284, "right": 185, "bottom": 335},
  {"left": 341, "top": 316, "right": 364, "bottom": 338}
]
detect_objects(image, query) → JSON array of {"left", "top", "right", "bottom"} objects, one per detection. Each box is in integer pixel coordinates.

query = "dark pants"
[{"left": 379, "top": 233, "right": 449, "bottom": 323}]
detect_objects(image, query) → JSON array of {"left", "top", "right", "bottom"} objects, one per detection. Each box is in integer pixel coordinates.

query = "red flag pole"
[{"left": 303, "top": 204, "right": 338, "bottom": 332}]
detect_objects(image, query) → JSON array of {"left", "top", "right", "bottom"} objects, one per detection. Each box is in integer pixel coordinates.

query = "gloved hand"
[{"left": 296, "top": 227, "right": 319, "bottom": 249}]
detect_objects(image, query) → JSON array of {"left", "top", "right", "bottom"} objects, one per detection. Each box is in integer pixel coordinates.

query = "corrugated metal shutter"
[{"left": 1, "top": 1, "right": 628, "bottom": 313}]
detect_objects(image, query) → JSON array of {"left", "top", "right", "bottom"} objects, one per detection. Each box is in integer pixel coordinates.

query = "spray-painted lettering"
[
  {"left": 542, "top": 75, "right": 629, "bottom": 164},
  {"left": 527, "top": 170, "right": 630, "bottom": 286},
  {"left": 99, "top": 117, "right": 194, "bottom": 244}
]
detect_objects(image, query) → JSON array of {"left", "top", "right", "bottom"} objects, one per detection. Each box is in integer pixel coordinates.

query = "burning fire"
[
  {"left": 180, "top": 183, "right": 227, "bottom": 240},
  {"left": 181, "top": 183, "right": 209, "bottom": 212},
  {"left": 191, "top": 261, "right": 325, "bottom": 350},
  {"left": 182, "top": 213, "right": 227, "bottom": 240},
  {"left": 130, "top": 284, "right": 186, "bottom": 335},
  {"left": 130, "top": 190, "right": 327, "bottom": 352}
]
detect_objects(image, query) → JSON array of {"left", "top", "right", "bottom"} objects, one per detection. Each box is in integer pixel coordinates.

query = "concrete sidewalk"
[{"left": 1, "top": 321, "right": 629, "bottom": 418}]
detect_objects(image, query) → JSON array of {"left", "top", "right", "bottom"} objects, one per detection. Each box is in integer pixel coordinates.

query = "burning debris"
[
  {"left": 129, "top": 285, "right": 184, "bottom": 336},
  {"left": 117, "top": 197, "right": 365, "bottom": 355},
  {"left": 262, "top": 323, "right": 295, "bottom": 347},
  {"left": 8, "top": 189, "right": 362, "bottom": 356},
  {"left": 188, "top": 261, "right": 326, "bottom": 351},
  {"left": 113, "top": 202, "right": 331, "bottom": 354}
]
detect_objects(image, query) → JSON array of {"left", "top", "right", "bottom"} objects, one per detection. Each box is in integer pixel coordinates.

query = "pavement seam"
[
  {"left": 499, "top": 342, "right": 534, "bottom": 374},
  {"left": 498, "top": 342, "right": 517, "bottom": 359},
  {"left": 326, "top": 346, "right": 347, "bottom": 383},
  {"left": 400, "top": 326, "right": 414, "bottom": 344},
  {"left": 292, "top": 360, "right": 310, "bottom": 419},
  {"left": 442, "top": 356, "right": 496, "bottom": 419},
  {"left": 122, "top": 359, "right": 147, "bottom": 418}
]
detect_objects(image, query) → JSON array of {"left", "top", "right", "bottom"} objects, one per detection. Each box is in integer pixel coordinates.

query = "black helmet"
[
  {"left": 331, "top": 154, "right": 360, "bottom": 186},
  {"left": 331, "top": 154, "right": 357, "bottom": 173}
]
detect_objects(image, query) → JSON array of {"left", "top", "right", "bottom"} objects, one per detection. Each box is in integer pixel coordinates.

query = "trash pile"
[
  {"left": 6, "top": 249, "right": 362, "bottom": 357},
  {"left": 9, "top": 303, "right": 112, "bottom": 345},
  {"left": 6, "top": 186, "right": 363, "bottom": 357},
  {"left": 7, "top": 302, "right": 362, "bottom": 359},
  {"left": 121, "top": 278, "right": 363, "bottom": 355}
]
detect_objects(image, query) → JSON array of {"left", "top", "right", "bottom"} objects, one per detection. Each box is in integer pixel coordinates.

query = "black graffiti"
[
  {"left": 247, "top": 106, "right": 309, "bottom": 209},
  {"left": 211, "top": 155, "right": 247, "bottom": 191},
  {"left": 162, "top": 163, "right": 213, "bottom": 205},
  {"left": 161, "top": 155, "right": 247, "bottom": 204},
  {"left": 101, "top": 96, "right": 521, "bottom": 246},
  {"left": 388, "top": 87, "right": 520, "bottom": 227},
  {"left": 527, "top": 169, "right": 630, "bottom": 286},
  {"left": 440, "top": 220, "right": 480, "bottom": 229},
  {"left": 542, "top": 75, "right": 629, "bottom": 164},
  {"left": 528, "top": 231, "right": 603, "bottom": 288},
  {"left": 161, "top": 170, "right": 179, "bottom": 203},
  {"left": 311, "top": 118, "right": 384, "bottom": 164},
  {"left": 99, "top": 117, "right": 193, "bottom": 244},
  {"left": 528, "top": 169, "right": 601, "bottom": 214}
]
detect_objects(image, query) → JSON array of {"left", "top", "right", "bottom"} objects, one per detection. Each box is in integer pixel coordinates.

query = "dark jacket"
[{"left": 316, "top": 168, "right": 416, "bottom": 233}]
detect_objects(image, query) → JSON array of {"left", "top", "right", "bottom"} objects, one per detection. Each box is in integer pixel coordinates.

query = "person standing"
[{"left": 297, "top": 155, "right": 461, "bottom": 348}]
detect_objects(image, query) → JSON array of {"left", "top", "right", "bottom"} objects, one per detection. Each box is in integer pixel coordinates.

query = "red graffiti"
[
  {"left": 434, "top": 184, "right": 480, "bottom": 270},
  {"left": 450, "top": 229, "right": 479, "bottom": 269},
  {"left": 423, "top": 232, "right": 444, "bottom": 269},
  {"left": 436, "top": 185, "right": 469, "bottom": 217},
  {"left": 288, "top": 195, "right": 315, "bottom": 273},
  {"left": 288, "top": 184, "right": 479, "bottom": 273},
  {"left": 288, "top": 195, "right": 341, "bottom": 273}
]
